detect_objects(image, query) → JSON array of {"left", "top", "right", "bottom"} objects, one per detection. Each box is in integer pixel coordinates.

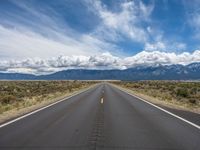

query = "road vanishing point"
[{"left": 0, "top": 83, "right": 199, "bottom": 150}]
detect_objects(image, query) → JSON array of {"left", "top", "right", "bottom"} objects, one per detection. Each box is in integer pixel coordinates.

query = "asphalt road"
[{"left": 0, "top": 83, "right": 199, "bottom": 150}]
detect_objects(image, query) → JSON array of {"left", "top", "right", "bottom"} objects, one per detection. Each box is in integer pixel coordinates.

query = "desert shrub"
[
  {"left": 112, "top": 81, "right": 200, "bottom": 108},
  {"left": 176, "top": 88, "right": 189, "bottom": 98},
  {"left": 189, "top": 99, "right": 196, "bottom": 104},
  {"left": 0, "top": 80, "right": 96, "bottom": 109},
  {"left": 190, "top": 87, "right": 197, "bottom": 95},
  {"left": 0, "top": 95, "right": 17, "bottom": 104}
]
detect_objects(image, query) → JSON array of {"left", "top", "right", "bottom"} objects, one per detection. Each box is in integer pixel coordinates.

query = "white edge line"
[
  {"left": 0, "top": 85, "right": 97, "bottom": 128},
  {"left": 111, "top": 84, "right": 200, "bottom": 130}
]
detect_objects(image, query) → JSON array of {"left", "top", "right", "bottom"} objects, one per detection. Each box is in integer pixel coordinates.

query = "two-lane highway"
[{"left": 0, "top": 83, "right": 199, "bottom": 150}]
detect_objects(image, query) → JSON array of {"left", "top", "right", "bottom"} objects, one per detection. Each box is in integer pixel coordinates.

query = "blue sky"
[{"left": 0, "top": 0, "right": 200, "bottom": 74}]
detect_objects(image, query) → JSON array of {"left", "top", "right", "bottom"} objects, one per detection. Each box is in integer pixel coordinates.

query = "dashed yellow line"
[{"left": 101, "top": 97, "right": 104, "bottom": 104}]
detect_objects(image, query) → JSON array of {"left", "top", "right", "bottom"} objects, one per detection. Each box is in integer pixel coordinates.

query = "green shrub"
[{"left": 176, "top": 88, "right": 189, "bottom": 98}]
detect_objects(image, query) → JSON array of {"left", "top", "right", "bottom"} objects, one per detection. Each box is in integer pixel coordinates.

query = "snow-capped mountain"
[{"left": 0, "top": 63, "right": 200, "bottom": 80}]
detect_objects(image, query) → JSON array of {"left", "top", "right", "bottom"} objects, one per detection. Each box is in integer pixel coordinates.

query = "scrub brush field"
[
  {"left": 0, "top": 80, "right": 97, "bottom": 122},
  {"left": 112, "top": 81, "right": 200, "bottom": 113}
]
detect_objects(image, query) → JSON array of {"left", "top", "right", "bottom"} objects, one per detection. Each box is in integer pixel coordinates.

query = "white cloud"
[
  {"left": 88, "top": 52, "right": 121, "bottom": 67},
  {"left": 0, "top": 24, "right": 120, "bottom": 60},
  {"left": 0, "top": 25, "right": 89, "bottom": 59},
  {"left": 0, "top": 0, "right": 196, "bottom": 74},
  {"left": 0, "top": 0, "right": 123, "bottom": 60},
  {"left": 0, "top": 52, "right": 122, "bottom": 75},
  {"left": 145, "top": 26, "right": 186, "bottom": 51},
  {"left": 1, "top": 50, "right": 200, "bottom": 75},
  {"left": 145, "top": 42, "right": 166, "bottom": 51},
  {"left": 0, "top": 0, "right": 190, "bottom": 62},
  {"left": 124, "top": 50, "right": 200, "bottom": 67},
  {"left": 144, "top": 41, "right": 186, "bottom": 51},
  {"left": 88, "top": 0, "right": 186, "bottom": 52},
  {"left": 88, "top": 0, "right": 154, "bottom": 43}
]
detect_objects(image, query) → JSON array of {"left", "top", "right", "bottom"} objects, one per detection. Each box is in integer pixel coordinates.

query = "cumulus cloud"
[
  {"left": 124, "top": 50, "right": 200, "bottom": 67},
  {"left": 1, "top": 50, "right": 200, "bottom": 75}
]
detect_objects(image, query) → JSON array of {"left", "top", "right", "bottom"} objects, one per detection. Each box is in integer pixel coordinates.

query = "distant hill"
[
  {"left": 0, "top": 73, "right": 36, "bottom": 80},
  {"left": 0, "top": 63, "right": 200, "bottom": 80}
]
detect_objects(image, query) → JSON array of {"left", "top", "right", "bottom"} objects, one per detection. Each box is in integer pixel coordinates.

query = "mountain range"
[{"left": 0, "top": 63, "right": 200, "bottom": 80}]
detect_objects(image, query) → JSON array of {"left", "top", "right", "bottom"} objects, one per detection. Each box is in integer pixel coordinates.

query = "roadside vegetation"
[
  {"left": 0, "top": 80, "right": 96, "bottom": 115},
  {"left": 112, "top": 81, "right": 200, "bottom": 113}
]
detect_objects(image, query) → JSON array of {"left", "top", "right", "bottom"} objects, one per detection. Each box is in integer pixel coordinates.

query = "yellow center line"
[{"left": 101, "top": 97, "right": 104, "bottom": 104}]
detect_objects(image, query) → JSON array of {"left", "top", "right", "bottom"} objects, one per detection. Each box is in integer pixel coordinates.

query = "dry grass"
[{"left": 111, "top": 81, "right": 200, "bottom": 113}]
